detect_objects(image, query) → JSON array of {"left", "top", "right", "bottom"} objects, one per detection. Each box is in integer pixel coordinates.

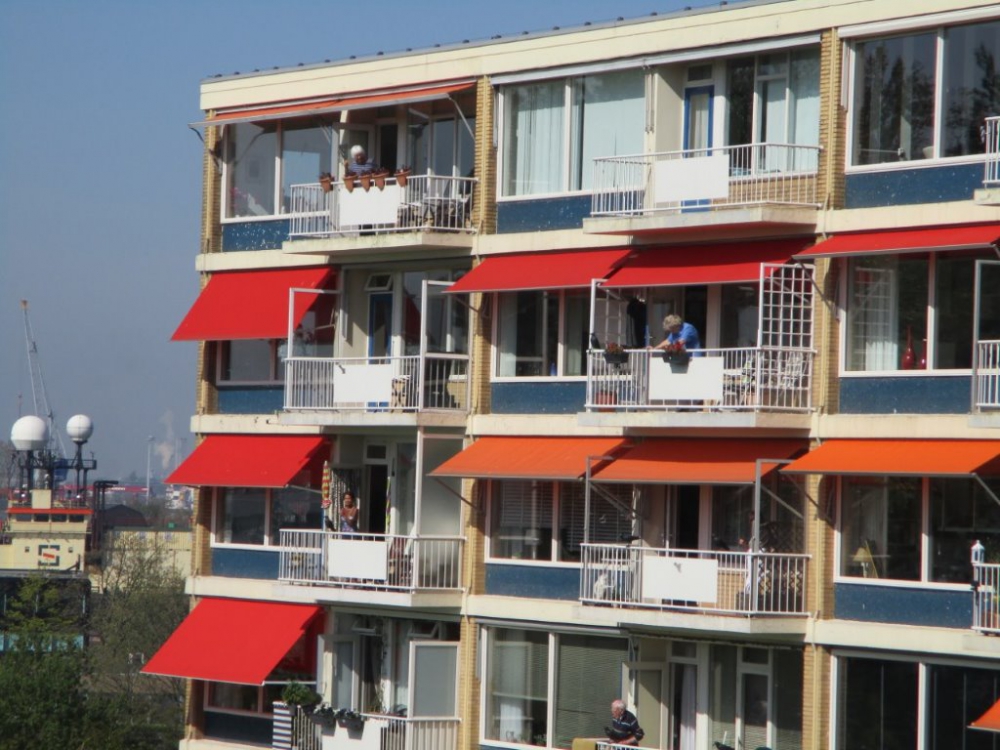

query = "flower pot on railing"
[
  {"left": 360, "top": 173, "right": 373, "bottom": 192},
  {"left": 319, "top": 173, "right": 334, "bottom": 193},
  {"left": 603, "top": 349, "right": 629, "bottom": 366},
  {"left": 373, "top": 168, "right": 391, "bottom": 191},
  {"left": 662, "top": 348, "right": 691, "bottom": 369},
  {"left": 395, "top": 167, "right": 411, "bottom": 187},
  {"left": 343, "top": 174, "right": 357, "bottom": 193}
]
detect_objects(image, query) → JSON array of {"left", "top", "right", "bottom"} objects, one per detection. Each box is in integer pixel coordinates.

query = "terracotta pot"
[
  {"left": 374, "top": 170, "right": 390, "bottom": 190},
  {"left": 343, "top": 175, "right": 356, "bottom": 193},
  {"left": 395, "top": 168, "right": 411, "bottom": 188},
  {"left": 319, "top": 174, "right": 334, "bottom": 193},
  {"left": 360, "top": 173, "right": 372, "bottom": 192}
]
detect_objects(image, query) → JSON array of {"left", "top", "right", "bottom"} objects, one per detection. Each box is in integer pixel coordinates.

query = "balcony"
[
  {"left": 580, "top": 346, "right": 813, "bottom": 429},
  {"left": 974, "top": 561, "right": 1000, "bottom": 634},
  {"left": 281, "top": 705, "right": 460, "bottom": 750},
  {"left": 975, "top": 116, "right": 1000, "bottom": 205},
  {"left": 584, "top": 143, "right": 821, "bottom": 238},
  {"left": 974, "top": 340, "right": 1000, "bottom": 413},
  {"left": 279, "top": 530, "right": 464, "bottom": 606},
  {"left": 580, "top": 543, "right": 809, "bottom": 617},
  {"left": 283, "top": 353, "right": 469, "bottom": 423},
  {"left": 286, "top": 175, "right": 477, "bottom": 254}
]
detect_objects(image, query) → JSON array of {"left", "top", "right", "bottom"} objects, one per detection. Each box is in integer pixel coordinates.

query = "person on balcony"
[
  {"left": 606, "top": 699, "right": 644, "bottom": 746},
  {"left": 339, "top": 491, "right": 359, "bottom": 534},
  {"left": 344, "top": 145, "right": 379, "bottom": 176},
  {"left": 651, "top": 313, "right": 702, "bottom": 354}
]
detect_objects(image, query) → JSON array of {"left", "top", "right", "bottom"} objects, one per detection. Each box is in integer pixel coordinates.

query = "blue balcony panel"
[
  {"left": 204, "top": 711, "right": 273, "bottom": 745},
  {"left": 218, "top": 385, "right": 285, "bottom": 415},
  {"left": 839, "top": 376, "right": 970, "bottom": 414},
  {"left": 222, "top": 219, "right": 290, "bottom": 251},
  {"left": 491, "top": 381, "right": 586, "bottom": 414},
  {"left": 485, "top": 563, "right": 579, "bottom": 601},
  {"left": 845, "top": 163, "right": 981, "bottom": 209},
  {"left": 835, "top": 582, "right": 972, "bottom": 628},
  {"left": 212, "top": 547, "right": 280, "bottom": 580},
  {"left": 496, "top": 195, "right": 591, "bottom": 234}
]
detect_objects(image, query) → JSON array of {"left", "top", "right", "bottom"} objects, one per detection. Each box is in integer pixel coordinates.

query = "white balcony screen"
[
  {"left": 642, "top": 554, "right": 719, "bottom": 602},
  {"left": 655, "top": 154, "right": 729, "bottom": 203}
]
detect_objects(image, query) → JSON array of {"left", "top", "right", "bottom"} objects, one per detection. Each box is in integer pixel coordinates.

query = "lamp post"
[{"left": 146, "top": 435, "right": 154, "bottom": 501}]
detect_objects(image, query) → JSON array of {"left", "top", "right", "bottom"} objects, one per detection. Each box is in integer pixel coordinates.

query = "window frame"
[
  {"left": 211, "top": 486, "right": 321, "bottom": 549},
  {"left": 491, "top": 289, "right": 591, "bottom": 381},
  {"left": 216, "top": 339, "right": 284, "bottom": 385}
]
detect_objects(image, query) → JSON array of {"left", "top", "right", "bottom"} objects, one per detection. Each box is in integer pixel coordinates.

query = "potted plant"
[
  {"left": 603, "top": 342, "right": 629, "bottom": 366},
  {"left": 309, "top": 703, "right": 338, "bottom": 728},
  {"left": 662, "top": 341, "right": 690, "bottom": 367},
  {"left": 394, "top": 166, "right": 411, "bottom": 187},
  {"left": 334, "top": 708, "right": 366, "bottom": 731},
  {"left": 373, "top": 168, "right": 392, "bottom": 190},
  {"left": 281, "top": 681, "right": 322, "bottom": 712}
]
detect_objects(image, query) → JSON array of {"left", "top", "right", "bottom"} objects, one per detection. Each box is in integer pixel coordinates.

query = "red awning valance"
[
  {"left": 431, "top": 436, "right": 627, "bottom": 481},
  {"left": 447, "top": 249, "right": 631, "bottom": 294},
  {"left": 142, "top": 599, "right": 322, "bottom": 685},
  {"left": 602, "top": 239, "right": 810, "bottom": 288},
  {"left": 781, "top": 439, "right": 1000, "bottom": 476},
  {"left": 590, "top": 438, "right": 807, "bottom": 485},
  {"left": 167, "top": 435, "right": 328, "bottom": 488},
  {"left": 796, "top": 224, "right": 1000, "bottom": 259},
  {"left": 172, "top": 267, "right": 333, "bottom": 341}
]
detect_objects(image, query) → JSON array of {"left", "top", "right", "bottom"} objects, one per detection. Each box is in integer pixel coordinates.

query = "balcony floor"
[
  {"left": 279, "top": 582, "right": 463, "bottom": 611},
  {"left": 278, "top": 410, "right": 467, "bottom": 429},
  {"left": 578, "top": 409, "right": 812, "bottom": 431},
  {"left": 283, "top": 231, "right": 475, "bottom": 257},
  {"left": 583, "top": 205, "right": 818, "bottom": 239}
]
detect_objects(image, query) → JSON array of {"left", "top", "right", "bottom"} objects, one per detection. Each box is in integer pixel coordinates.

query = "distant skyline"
[{"left": 0, "top": 0, "right": 735, "bottom": 480}]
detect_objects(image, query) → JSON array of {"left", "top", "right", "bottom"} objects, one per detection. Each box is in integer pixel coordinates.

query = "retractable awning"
[
  {"left": 971, "top": 698, "right": 1000, "bottom": 733},
  {"left": 191, "top": 81, "right": 475, "bottom": 128},
  {"left": 781, "top": 439, "right": 1000, "bottom": 476},
  {"left": 590, "top": 438, "right": 807, "bottom": 485},
  {"left": 602, "top": 239, "right": 810, "bottom": 288},
  {"left": 172, "top": 267, "right": 333, "bottom": 341},
  {"left": 142, "top": 599, "right": 322, "bottom": 685},
  {"left": 795, "top": 224, "right": 1000, "bottom": 259},
  {"left": 446, "top": 249, "right": 631, "bottom": 294},
  {"left": 430, "top": 436, "right": 627, "bottom": 481},
  {"left": 166, "top": 435, "right": 328, "bottom": 487}
]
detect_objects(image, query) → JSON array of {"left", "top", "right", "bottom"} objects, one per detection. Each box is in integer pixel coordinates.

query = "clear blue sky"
[{"left": 0, "top": 0, "right": 727, "bottom": 482}]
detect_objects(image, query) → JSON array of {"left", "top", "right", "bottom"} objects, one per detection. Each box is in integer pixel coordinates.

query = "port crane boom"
[{"left": 20, "top": 300, "right": 66, "bottom": 458}]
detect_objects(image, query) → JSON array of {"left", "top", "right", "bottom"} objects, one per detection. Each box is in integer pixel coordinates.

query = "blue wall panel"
[
  {"left": 835, "top": 583, "right": 972, "bottom": 628},
  {"left": 485, "top": 563, "right": 579, "bottom": 601},
  {"left": 845, "top": 163, "right": 981, "bottom": 209},
  {"left": 496, "top": 196, "right": 592, "bottom": 233},
  {"left": 205, "top": 712, "right": 273, "bottom": 744},
  {"left": 839, "top": 376, "right": 970, "bottom": 414},
  {"left": 212, "top": 547, "right": 280, "bottom": 580},
  {"left": 222, "top": 220, "right": 290, "bottom": 251},
  {"left": 491, "top": 382, "right": 586, "bottom": 414},
  {"left": 218, "top": 386, "right": 285, "bottom": 414}
]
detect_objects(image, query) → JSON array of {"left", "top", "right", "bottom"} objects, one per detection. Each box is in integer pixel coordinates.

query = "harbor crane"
[{"left": 20, "top": 300, "right": 67, "bottom": 458}]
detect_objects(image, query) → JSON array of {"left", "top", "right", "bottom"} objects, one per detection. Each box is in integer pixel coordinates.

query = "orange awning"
[
  {"left": 192, "top": 82, "right": 475, "bottom": 127},
  {"left": 590, "top": 439, "right": 806, "bottom": 485},
  {"left": 430, "top": 437, "right": 628, "bottom": 481},
  {"left": 781, "top": 439, "right": 1000, "bottom": 476},
  {"left": 971, "top": 698, "right": 1000, "bottom": 732}
]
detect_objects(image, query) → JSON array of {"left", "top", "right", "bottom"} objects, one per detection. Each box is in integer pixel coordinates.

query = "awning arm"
[
  {"left": 585, "top": 452, "right": 634, "bottom": 544},
  {"left": 760, "top": 483, "right": 804, "bottom": 520},
  {"left": 432, "top": 476, "right": 476, "bottom": 508},
  {"left": 973, "top": 473, "right": 1000, "bottom": 510},
  {"left": 792, "top": 260, "right": 837, "bottom": 314},
  {"left": 448, "top": 96, "right": 475, "bottom": 140}
]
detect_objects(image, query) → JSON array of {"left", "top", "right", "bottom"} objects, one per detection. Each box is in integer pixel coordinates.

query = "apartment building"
[{"left": 143, "top": 1, "right": 1000, "bottom": 748}]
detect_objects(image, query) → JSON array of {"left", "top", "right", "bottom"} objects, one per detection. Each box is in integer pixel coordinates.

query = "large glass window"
[
  {"left": 270, "top": 488, "right": 323, "bottom": 541},
  {"left": 553, "top": 635, "right": 627, "bottom": 748},
  {"left": 845, "top": 253, "right": 984, "bottom": 372},
  {"left": 928, "top": 664, "right": 1000, "bottom": 750},
  {"left": 491, "top": 481, "right": 554, "bottom": 561},
  {"left": 220, "top": 489, "right": 267, "bottom": 545},
  {"left": 219, "top": 340, "right": 281, "bottom": 382},
  {"left": 837, "top": 657, "right": 919, "bottom": 750},
  {"left": 225, "top": 122, "right": 277, "bottom": 218},
  {"left": 852, "top": 20, "right": 1000, "bottom": 165},
  {"left": 840, "top": 476, "right": 921, "bottom": 581},
  {"left": 497, "top": 290, "right": 589, "bottom": 378},
  {"left": 485, "top": 629, "right": 549, "bottom": 746},
  {"left": 217, "top": 486, "right": 328, "bottom": 547},
  {"left": 281, "top": 123, "right": 332, "bottom": 212},
  {"left": 502, "top": 70, "right": 644, "bottom": 196},
  {"left": 930, "top": 478, "right": 1000, "bottom": 583}
]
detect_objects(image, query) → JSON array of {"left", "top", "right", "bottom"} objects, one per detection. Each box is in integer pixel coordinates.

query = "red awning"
[
  {"left": 781, "top": 439, "right": 1000, "bottom": 476},
  {"left": 193, "top": 82, "right": 475, "bottom": 128},
  {"left": 796, "top": 224, "right": 1000, "bottom": 259},
  {"left": 971, "top": 698, "right": 1000, "bottom": 733},
  {"left": 167, "top": 435, "right": 327, "bottom": 487},
  {"left": 142, "top": 599, "right": 322, "bottom": 685},
  {"left": 172, "top": 267, "right": 333, "bottom": 341},
  {"left": 603, "top": 239, "right": 810, "bottom": 288},
  {"left": 447, "top": 249, "right": 631, "bottom": 293},
  {"left": 590, "top": 439, "right": 807, "bottom": 485},
  {"left": 430, "top": 436, "right": 628, "bottom": 481}
]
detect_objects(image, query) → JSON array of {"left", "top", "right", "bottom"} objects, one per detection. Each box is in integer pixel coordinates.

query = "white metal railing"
[
  {"left": 283, "top": 354, "right": 469, "bottom": 412},
  {"left": 586, "top": 346, "right": 812, "bottom": 413},
  {"left": 974, "top": 340, "right": 1000, "bottom": 411},
  {"left": 288, "top": 175, "right": 477, "bottom": 238},
  {"left": 279, "top": 529, "right": 464, "bottom": 592},
  {"left": 985, "top": 117, "right": 1000, "bottom": 186},
  {"left": 973, "top": 561, "right": 1000, "bottom": 634},
  {"left": 591, "top": 143, "right": 821, "bottom": 217},
  {"left": 359, "top": 715, "right": 460, "bottom": 750},
  {"left": 580, "top": 543, "right": 809, "bottom": 616}
]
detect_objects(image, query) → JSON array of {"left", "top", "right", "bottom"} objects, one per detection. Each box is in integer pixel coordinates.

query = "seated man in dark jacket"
[{"left": 606, "top": 699, "right": 644, "bottom": 746}]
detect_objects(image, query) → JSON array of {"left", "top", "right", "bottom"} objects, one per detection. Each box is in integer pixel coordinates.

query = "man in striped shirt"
[{"left": 606, "top": 699, "right": 644, "bottom": 746}]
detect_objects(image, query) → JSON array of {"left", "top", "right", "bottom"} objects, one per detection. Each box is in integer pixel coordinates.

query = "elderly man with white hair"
[
  {"left": 344, "top": 144, "right": 379, "bottom": 176},
  {"left": 606, "top": 699, "right": 644, "bottom": 746}
]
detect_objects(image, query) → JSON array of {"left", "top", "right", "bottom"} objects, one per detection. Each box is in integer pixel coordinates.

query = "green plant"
[{"left": 281, "top": 681, "right": 322, "bottom": 707}]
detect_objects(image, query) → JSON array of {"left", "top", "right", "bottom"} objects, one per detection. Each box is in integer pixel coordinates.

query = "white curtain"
[
  {"left": 505, "top": 81, "right": 565, "bottom": 196},
  {"left": 573, "top": 70, "right": 645, "bottom": 189},
  {"left": 680, "top": 665, "right": 697, "bottom": 750}
]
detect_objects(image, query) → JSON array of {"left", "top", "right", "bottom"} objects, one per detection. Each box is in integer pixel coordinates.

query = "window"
[
  {"left": 225, "top": 122, "right": 278, "bottom": 218},
  {"left": 217, "top": 487, "right": 322, "bottom": 546},
  {"left": 409, "top": 116, "right": 475, "bottom": 177},
  {"left": 281, "top": 122, "right": 332, "bottom": 212},
  {"left": 726, "top": 49, "right": 820, "bottom": 168},
  {"left": 218, "top": 340, "right": 282, "bottom": 383},
  {"left": 851, "top": 19, "right": 1000, "bottom": 165},
  {"left": 220, "top": 489, "right": 267, "bottom": 545},
  {"left": 501, "top": 70, "right": 644, "bottom": 196},
  {"left": 837, "top": 657, "right": 919, "bottom": 750},
  {"left": 484, "top": 628, "right": 628, "bottom": 749},
  {"left": 845, "top": 252, "right": 984, "bottom": 372},
  {"left": 840, "top": 476, "right": 1000, "bottom": 583},
  {"left": 490, "top": 481, "right": 631, "bottom": 563},
  {"left": 928, "top": 663, "right": 1000, "bottom": 750},
  {"left": 401, "top": 270, "right": 469, "bottom": 357},
  {"left": 496, "top": 290, "right": 589, "bottom": 377}
]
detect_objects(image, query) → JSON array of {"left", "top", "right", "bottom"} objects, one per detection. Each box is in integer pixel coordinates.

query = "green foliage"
[{"left": 282, "top": 680, "right": 322, "bottom": 706}]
